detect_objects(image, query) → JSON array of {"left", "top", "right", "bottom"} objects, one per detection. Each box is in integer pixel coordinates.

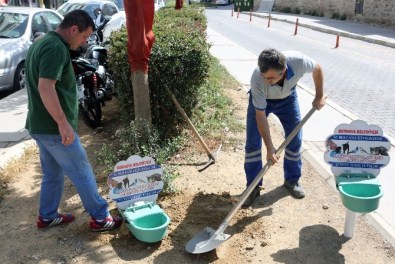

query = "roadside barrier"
[
  {"left": 294, "top": 18, "right": 299, "bottom": 35},
  {"left": 231, "top": 11, "right": 345, "bottom": 50},
  {"left": 335, "top": 35, "right": 340, "bottom": 48}
]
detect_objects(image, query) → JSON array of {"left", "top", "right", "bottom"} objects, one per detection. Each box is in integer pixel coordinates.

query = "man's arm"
[
  {"left": 312, "top": 63, "right": 326, "bottom": 110},
  {"left": 255, "top": 109, "right": 279, "bottom": 163},
  {"left": 38, "top": 78, "right": 75, "bottom": 146}
]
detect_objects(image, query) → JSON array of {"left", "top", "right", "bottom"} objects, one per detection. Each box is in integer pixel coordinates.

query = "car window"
[
  {"left": 57, "top": 3, "right": 85, "bottom": 16},
  {"left": 102, "top": 3, "right": 118, "bottom": 17},
  {"left": 57, "top": 2, "right": 101, "bottom": 21},
  {"left": 83, "top": 4, "right": 102, "bottom": 20},
  {"left": 42, "top": 12, "right": 62, "bottom": 30},
  {"left": 111, "top": 0, "right": 124, "bottom": 11},
  {"left": 32, "top": 13, "right": 49, "bottom": 35},
  {"left": 0, "top": 12, "right": 29, "bottom": 38}
]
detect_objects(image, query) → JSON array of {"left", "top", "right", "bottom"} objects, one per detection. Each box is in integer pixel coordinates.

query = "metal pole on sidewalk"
[
  {"left": 267, "top": 13, "right": 271, "bottom": 28},
  {"left": 237, "top": 7, "right": 240, "bottom": 19},
  {"left": 344, "top": 209, "right": 356, "bottom": 238},
  {"left": 231, "top": 8, "right": 233, "bottom": 17},
  {"left": 294, "top": 18, "right": 299, "bottom": 35},
  {"left": 249, "top": 9, "right": 252, "bottom": 22}
]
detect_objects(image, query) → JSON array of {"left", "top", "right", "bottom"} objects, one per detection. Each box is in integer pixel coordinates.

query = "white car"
[
  {"left": 0, "top": 7, "right": 63, "bottom": 92},
  {"left": 102, "top": 11, "right": 124, "bottom": 41},
  {"left": 215, "top": 0, "right": 234, "bottom": 5},
  {"left": 57, "top": 0, "right": 119, "bottom": 22},
  {"left": 155, "top": 0, "right": 165, "bottom": 11},
  {"left": 103, "top": 0, "right": 165, "bottom": 41}
]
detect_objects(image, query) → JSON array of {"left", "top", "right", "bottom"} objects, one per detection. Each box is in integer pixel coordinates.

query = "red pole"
[
  {"left": 335, "top": 35, "right": 340, "bottom": 48},
  {"left": 237, "top": 7, "right": 240, "bottom": 19},
  {"left": 294, "top": 18, "right": 299, "bottom": 35},
  {"left": 249, "top": 9, "right": 252, "bottom": 22},
  {"left": 267, "top": 13, "right": 271, "bottom": 28}
]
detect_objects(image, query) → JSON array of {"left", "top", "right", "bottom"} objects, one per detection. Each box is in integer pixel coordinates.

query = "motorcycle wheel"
[{"left": 79, "top": 98, "right": 102, "bottom": 129}]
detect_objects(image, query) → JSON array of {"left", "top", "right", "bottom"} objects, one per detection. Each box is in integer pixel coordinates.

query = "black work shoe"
[
  {"left": 284, "top": 180, "right": 305, "bottom": 198},
  {"left": 242, "top": 186, "right": 260, "bottom": 207}
]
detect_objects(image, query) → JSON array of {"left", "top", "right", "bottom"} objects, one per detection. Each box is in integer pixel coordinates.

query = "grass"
[{"left": 193, "top": 56, "right": 243, "bottom": 137}]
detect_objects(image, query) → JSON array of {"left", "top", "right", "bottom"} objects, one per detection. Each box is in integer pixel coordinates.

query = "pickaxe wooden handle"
[{"left": 165, "top": 87, "right": 221, "bottom": 171}]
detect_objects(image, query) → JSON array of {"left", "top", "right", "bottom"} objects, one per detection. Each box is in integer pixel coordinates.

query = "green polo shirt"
[{"left": 25, "top": 31, "right": 78, "bottom": 134}]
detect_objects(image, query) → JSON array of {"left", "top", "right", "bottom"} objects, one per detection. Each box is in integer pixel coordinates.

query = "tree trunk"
[
  {"left": 124, "top": 0, "right": 155, "bottom": 127},
  {"left": 131, "top": 70, "right": 152, "bottom": 125}
]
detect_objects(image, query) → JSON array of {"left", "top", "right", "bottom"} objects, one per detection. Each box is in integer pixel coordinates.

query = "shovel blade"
[{"left": 185, "top": 227, "right": 231, "bottom": 254}]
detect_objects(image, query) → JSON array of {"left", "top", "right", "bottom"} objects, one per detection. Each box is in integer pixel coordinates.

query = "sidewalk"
[
  {"left": 206, "top": 16, "right": 395, "bottom": 248},
  {"left": 252, "top": 12, "right": 395, "bottom": 48},
  {"left": 0, "top": 89, "right": 32, "bottom": 169}
]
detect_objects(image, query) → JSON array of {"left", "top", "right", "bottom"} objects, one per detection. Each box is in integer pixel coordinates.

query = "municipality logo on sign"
[
  {"left": 324, "top": 120, "right": 391, "bottom": 177},
  {"left": 107, "top": 155, "right": 164, "bottom": 210}
]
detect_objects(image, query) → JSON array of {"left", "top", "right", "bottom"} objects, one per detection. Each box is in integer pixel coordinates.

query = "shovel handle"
[
  {"left": 165, "top": 87, "right": 214, "bottom": 159},
  {"left": 214, "top": 107, "right": 317, "bottom": 234},
  {"left": 275, "top": 107, "right": 316, "bottom": 156}
]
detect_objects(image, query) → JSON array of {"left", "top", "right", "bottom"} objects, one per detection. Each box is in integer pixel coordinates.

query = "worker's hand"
[
  {"left": 266, "top": 146, "right": 280, "bottom": 164},
  {"left": 312, "top": 95, "right": 327, "bottom": 110},
  {"left": 58, "top": 120, "right": 75, "bottom": 146}
]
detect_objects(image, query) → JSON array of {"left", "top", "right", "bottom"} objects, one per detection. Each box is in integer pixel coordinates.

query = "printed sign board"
[
  {"left": 107, "top": 155, "right": 164, "bottom": 210},
  {"left": 324, "top": 120, "right": 391, "bottom": 177}
]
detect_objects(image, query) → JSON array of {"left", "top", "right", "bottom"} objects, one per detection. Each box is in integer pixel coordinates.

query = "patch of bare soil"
[{"left": 1, "top": 85, "right": 394, "bottom": 264}]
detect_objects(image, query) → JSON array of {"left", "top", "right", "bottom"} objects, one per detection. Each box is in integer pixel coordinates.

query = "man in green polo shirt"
[{"left": 25, "top": 10, "right": 123, "bottom": 231}]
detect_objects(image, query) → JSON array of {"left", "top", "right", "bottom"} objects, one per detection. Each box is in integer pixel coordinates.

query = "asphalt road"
[
  {"left": 0, "top": 90, "right": 13, "bottom": 100},
  {"left": 205, "top": 6, "right": 395, "bottom": 139}
]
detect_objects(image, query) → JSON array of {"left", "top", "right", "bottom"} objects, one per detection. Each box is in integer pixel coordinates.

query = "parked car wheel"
[{"left": 13, "top": 62, "right": 26, "bottom": 91}]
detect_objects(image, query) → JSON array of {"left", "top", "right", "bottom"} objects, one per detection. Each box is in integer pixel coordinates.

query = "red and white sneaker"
[
  {"left": 89, "top": 215, "right": 123, "bottom": 232},
  {"left": 37, "top": 213, "right": 75, "bottom": 229}
]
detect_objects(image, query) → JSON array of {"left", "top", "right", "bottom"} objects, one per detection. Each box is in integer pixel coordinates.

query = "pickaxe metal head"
[{"left": 197, "top": 144, "right": 222, "bottom": 172}]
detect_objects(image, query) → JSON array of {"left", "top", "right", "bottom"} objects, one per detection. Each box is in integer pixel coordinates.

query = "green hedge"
[{"left": 108, "top": 6, "right": 210, "bottom": 139}]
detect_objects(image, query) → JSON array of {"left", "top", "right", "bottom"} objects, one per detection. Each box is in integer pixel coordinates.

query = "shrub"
[
  {"left": 279, "top": 7, "right": 292, "bottom": 13},
  {"left": 108, "top": 6, "right": 210, "bottom": 140},
  {"left": 331, "top": 12, "right": 340, "bottom": 19}
]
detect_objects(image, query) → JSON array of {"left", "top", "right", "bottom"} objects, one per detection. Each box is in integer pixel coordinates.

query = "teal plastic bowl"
[
  {"left": 338, "top": 183, "right": 383, "bottom": 213},
  {"left": 129, "top": 213, "right": 170, "bottom": 243}
]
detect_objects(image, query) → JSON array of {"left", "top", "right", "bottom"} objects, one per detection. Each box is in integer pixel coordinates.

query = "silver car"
[{"left": 0, "top": 7, "right": 63, "bottom": 92}]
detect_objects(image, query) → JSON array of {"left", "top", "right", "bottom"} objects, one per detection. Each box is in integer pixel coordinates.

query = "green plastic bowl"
[
  {"left": 129, "top": 213, "right": 170, "bottom": 243},
  {"left": 338, "top": 183, "right": 383, "bottom": 213}
]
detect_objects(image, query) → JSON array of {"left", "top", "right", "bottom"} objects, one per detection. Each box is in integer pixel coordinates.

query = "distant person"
[
  {"left": 25, "top": 10, "right": 123, "bottom": 231},
  {"left": 0, "top": 0, "right": 7, "bottom": 6},
  {"left": 243, "top": 48, "right": 326, "bottom": 206}
]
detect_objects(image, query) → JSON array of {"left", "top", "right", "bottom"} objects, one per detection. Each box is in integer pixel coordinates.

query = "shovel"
[
  {"left": 165, "top": 87, "right": 221, "bottom": 172},
  {"left": 185, "top": 107, "right": 316, "bottom": 254}
]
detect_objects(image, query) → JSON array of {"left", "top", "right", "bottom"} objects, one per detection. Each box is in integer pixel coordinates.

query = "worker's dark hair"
[
  {"left": 58, "top": 10, "right": 95, "bottom": 32},
  {"left": 258, "top": 48, "right": 286, "bottom": 73}
]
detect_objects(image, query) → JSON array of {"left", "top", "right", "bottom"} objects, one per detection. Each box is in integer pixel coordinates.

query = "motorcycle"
[
  {"left": 71, "top": 53, "right": 114, "bottom": 129},
  {"left": 70, "top": 14, "right": 114, "bottom": 129},
  {"left": 85, "top": 14, "right": 112, "bottom": 70}
]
